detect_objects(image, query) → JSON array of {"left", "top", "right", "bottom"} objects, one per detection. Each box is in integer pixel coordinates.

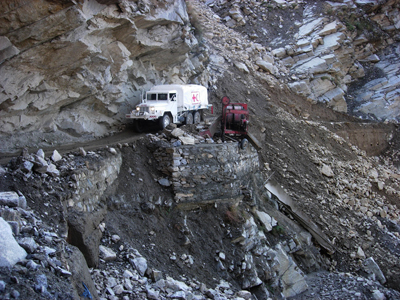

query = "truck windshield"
[
  {"left": 158, "top": 93, "right": 168, "bottom": 100},
  {"left": 146, "top": 93, "right": 168, "bottom": 100}
]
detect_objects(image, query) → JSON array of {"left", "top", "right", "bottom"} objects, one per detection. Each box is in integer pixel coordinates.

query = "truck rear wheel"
[
  {"left": 185, "top": 112, "right": 193, "bottom": 125},
  {"left": 193, "top": 111, "right": 201, "bottom": 124},
  {"left": 159, "top": 114, "right": 171, "bottom": 130}
]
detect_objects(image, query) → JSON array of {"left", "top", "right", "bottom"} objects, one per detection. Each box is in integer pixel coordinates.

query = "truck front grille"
[{"left": 139, "top": 107, "right": 149, "bottom": 114}]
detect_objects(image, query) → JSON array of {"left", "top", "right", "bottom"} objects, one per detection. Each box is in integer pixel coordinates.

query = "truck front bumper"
[{"left": 126, "top": 113, "right": 160, "bottom": 120}]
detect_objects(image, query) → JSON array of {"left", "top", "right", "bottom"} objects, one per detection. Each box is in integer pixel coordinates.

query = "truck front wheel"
[{"left": 159, "top": 114, "right": 171, "bottom": 130}]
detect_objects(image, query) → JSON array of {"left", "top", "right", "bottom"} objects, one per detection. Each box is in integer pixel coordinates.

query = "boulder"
[
  {"left": 0, "top": 217, "right": 27, "bottom": 267},
  {"left": 67, "top": 208, "right": 106, "bottom": 267}
]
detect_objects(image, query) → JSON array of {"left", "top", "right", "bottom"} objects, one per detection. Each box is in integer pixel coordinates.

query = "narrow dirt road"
[{"left": 0, "top": 128, "right": 145, "bottom": 165}]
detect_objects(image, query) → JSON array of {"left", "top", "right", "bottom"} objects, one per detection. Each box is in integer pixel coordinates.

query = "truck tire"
[
  {"left": 159, "top": 114, "right": 171, "bottom": 130},
  {"left": 240, "top": 138, "right": 248, "bottom": 150},
  {"left": 185, "top": 112, "right": 193, "bottom": 125},
  {"left": 193, "top": 111, "right": 201, "bottom": 124}
]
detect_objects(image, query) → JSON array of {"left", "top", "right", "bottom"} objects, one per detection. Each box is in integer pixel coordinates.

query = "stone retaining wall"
[
  {"left": 67, "top": 153, "right": 122, "bottom": 212},
  {"left": 154, "top": 141, "right": 260, "bottom": 203}
]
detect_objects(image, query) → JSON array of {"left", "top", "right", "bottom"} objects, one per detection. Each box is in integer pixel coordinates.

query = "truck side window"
[
  {"left": 170, "top": 93, "right": 176, "bottom": 101},
  {"left": 158, "top": 93, "right": 168, "bottom": 100}
]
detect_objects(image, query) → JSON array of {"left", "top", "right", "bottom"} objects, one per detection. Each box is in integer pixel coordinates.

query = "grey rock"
[
  {"left": 0, "top": 191, "right": 24, "bottom": 208},
  {"left": 107, "top": 277, "right": 118, "bottom": 288},
  {"left": 234, "top": 61, "right": 250, "bottom": 74},
  {"left": 34, "top": 274, "right": 48, "bottom": 293},
  {"left": 372, "top": 289, "right": 385, "bottom": 300},
  {"left": 11, "top": 289, "right": 20, "bottom": 299},
  {"left": 113, "top": 284, "right": 124, "bottom": 295},
  {"left": 132, "top": 257, "right": 147, "bottom": 276},
  {"left": 123, "top": 269, "right": 134, "bottom": 278},
  {"left": 363, "top": 257, "right": 386, "bottom": 284},
  {"left": 18, "top": 237, "right": 38, "bottom": 253},
  {"left": 158, "top": 178, "right": 171, "bottom": 187},
  {"left": 46, "top": 163, "right": 60, "bottom": 177},
  {"left": 26, "top": 260, "right": 39, "bottom": 270},
  {"left": 147, "top": 287, "right": 160, "bottom": 300},
  {"left": 33, "top": 155, "right": 48, "bottom": 173},
  {"left": 21, "top": 161, "right": 34, "bottom": 173}
]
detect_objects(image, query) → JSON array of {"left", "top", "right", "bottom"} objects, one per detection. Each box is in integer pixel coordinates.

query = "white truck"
[{"left": 126, "top": 84, "right": 211, "bottom": 131}]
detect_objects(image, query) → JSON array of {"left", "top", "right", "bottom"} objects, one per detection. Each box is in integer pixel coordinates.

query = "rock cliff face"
[
  {"left": 210, "top": 0, "right": 400, "bottom": 120},
  {"left": 0, "top": 0, "right": 208, "bottom": 147}
]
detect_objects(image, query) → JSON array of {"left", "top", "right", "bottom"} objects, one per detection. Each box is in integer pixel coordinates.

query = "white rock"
[
  {"left": 171, "top": 128, "right": 185, "bottom": 138},
  {"left": 99, "top": 245, "right": 117, "bottom": 261},
  {"left": 179, "top": 136, "right": 195, "bottom": 145},
  {"left": 123, "top": 270, "right": 134, "bottom": 278},
  {"left": 371, "top": 289, "right": 385, "bottom": 300},
  {"left": 356, "top": 247, "right": 366, "bottom": 259},
  {"left": 0, "top": 217, "right": 27, "bottom": 267},
  {"left": 255, "top": 60, "right": 276, "bottom": 75},
  {"left": 317, "top": 21, "right": 341, "bottom": 36},
  {"left": 111, "top": 235, "right": 121, "bottom": 243},
  {"left": 298, "top": 18, "right": 324, "bottom": 37},
  {"left": 255, "top": 210, "right": 277, "bottom": 231},
  {"left": 234, "top": 61, "right": 249, "bottom": 74},
  {"left": 36, "top": 149, "right": 45, "bottom": 159},
  {"left": 321, "top": 164, "right": 334, "bottom": 177},
  {"left": 51, "top": 150, "right": 62, "bottom": 162},
  {"left": 271, "top": 47, "right": 287, "bottom": 58}
]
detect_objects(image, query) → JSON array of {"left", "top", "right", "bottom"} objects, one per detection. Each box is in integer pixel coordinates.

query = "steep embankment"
[{"left": 1, "top": 0, "right": 400, "bottom": 300}]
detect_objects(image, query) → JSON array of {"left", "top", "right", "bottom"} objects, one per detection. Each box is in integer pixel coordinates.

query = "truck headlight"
[
  {"left": 136, "top": 106, "right": 140, "bottom": 112},
  {"left": 150, "top": 106, "right": 156, "bottom": 113}
]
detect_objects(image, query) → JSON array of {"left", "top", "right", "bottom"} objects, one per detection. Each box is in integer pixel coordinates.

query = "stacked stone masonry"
[
  {"left": 67, "top": 153, "right": 122, "bottom": 212},
  {"left": 154, "top": 141, "right": 259, "bottom": 203}
]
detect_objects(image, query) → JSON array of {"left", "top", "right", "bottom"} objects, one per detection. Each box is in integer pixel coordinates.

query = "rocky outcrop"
[
  {"left": 0, "top": 0, "right": 208, "bottom": 148},
  {"left": 206, "top": 0, "right": 400, "bottom": 121}
]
